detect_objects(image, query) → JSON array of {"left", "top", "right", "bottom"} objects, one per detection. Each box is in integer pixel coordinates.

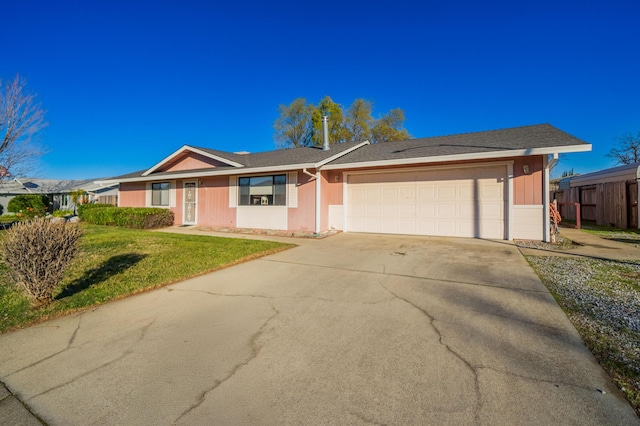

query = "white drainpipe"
[{"left": 543, "top": 153, "right": 559, "bottom": 242}]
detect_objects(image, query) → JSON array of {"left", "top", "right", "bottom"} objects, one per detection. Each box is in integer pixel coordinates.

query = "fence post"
[{"left": 575, "top": 202, "right": 581, "bottom": 229}]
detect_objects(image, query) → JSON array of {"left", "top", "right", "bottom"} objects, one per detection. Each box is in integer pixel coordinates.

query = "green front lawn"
[{"left": 0, "top": 225, "right": 293, "bottom": 333}]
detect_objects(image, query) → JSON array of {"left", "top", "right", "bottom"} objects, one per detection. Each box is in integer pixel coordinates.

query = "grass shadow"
[
  {"left": 56, "top": 253, "right": 147, "bottom": 299},
  {"left": 605, "top": 237, "right": 640, "bottom": 245}
]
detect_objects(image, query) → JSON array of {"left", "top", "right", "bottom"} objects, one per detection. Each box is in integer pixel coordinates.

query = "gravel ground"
[{"left": 527, "top": 255, "right": 640, "bottom": 414}]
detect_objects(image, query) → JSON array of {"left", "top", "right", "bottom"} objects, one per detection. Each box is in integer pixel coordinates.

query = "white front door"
[{"left": 183, "top": 182, "right": 197, "bottom": 225}]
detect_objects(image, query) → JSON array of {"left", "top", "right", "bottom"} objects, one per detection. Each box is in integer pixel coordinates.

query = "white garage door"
[{"left": 346, "top": 166, "right": 506, "bottom": 239}]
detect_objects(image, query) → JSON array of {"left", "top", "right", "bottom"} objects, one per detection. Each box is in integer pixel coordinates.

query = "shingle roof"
[
  {"left": 194, "top": 140, "right": 365, "bottom": 168},
  {"left": 100, "top": 124, "right": 589, "bottom": 182},
  {"left": 328, "top": 124, "right": 588, "bottom": 165}
]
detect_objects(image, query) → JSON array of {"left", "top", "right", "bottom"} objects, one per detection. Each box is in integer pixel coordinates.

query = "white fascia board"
[
  {"left": 141, "top": 145, "right": 244, "bottom": 177},
  {"left": 315, "top": 141, "right": 370, "bottom": 168},
  {"left": 96, "top": 163, "right": 318, "bottom": 185},
  {"left": 321, "top": 144, "right": 592, "bottom": 171}
]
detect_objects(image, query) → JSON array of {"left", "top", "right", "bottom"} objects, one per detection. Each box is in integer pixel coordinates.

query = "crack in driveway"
[
  {"left": 25, "top": 318, "right": 156, "bottom": 401},
  {"left": 263, "top": 258, "right": 548, "bottom": 294},
  {"left": 379, "top": 278, "right": 482, "bottom": 424},
  {"left": 173, "top": 304, "right": 280, "bottom": 424},
  {"left": 168, "top": 288, "right": 395, "bottom": 305},
  {"left": 5, "top": 313, "right": 85, "bottom": 378}
]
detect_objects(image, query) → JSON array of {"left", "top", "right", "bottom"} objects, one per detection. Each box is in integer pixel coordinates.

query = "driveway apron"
[{"left": 0, "top": 233, "right": 637, "bottom": 425}]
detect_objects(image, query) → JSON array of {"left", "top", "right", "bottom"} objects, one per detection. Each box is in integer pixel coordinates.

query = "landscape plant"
[
  {"left": 1, "top": 218, "right": 82, "bottom": 306},
  {"left": 52, "top": 209, "right": 74, "bottom": 217},
  {"left": 7, "top": 194, "right": 48, "bottom": 219},
  {"left": 0, "top": 224, "right": 292, "bottom": 332},
  {"left": 79, "top": 205, "right": 174, "bottom": 229}
]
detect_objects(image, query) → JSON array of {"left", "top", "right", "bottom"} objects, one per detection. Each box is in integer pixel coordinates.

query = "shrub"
[
  {"left": 0, "top": 204, "right": 3, "bottom": 215},
  {"left": 80, "top": 206, "right": 174, "bottom": 229},
  {"left": 52, "top": 209, "right": 74, "bottom": 218},
  {"left": 1, "top": 218, "right": 83, "bottom": 306},
  {"left": 77, "top": 203, "right": 114, "bottom": 221},
  {"left": 7, "top": 194, "right": 49, "bottom": 219}
]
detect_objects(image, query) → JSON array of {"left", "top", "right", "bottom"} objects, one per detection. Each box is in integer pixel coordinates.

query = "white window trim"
[
  {"left": 146, "top": 180, "right": 176, "bottom": 208},
  {"left": 237, "top": 173, "right": 288, "bottom": 207}
]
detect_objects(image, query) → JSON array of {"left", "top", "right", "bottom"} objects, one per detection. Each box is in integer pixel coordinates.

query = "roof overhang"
[
  {"left": 96, "top": 162, "right": 320, "bottom": 185},
  {"left": 321, "top": 144, "right": 592, "bottom": 170},
  {"left": 141, "top": 145, "right": 244, "bottom": 176}
]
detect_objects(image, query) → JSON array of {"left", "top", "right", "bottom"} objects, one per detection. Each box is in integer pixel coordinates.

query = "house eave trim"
[
  {"left": 97, "top": 163, "right": 318, "bottom": 185},
  {"left": 321, "top": 144, "right": 592, "bottom": 170},
  {"left": 141, "top": 145, "right": 244, "bottom": 176}
]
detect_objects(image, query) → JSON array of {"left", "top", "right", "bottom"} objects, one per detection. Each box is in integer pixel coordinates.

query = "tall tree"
[
  {"left": 371, "top": 108, "right": 410, "bottom": 143},
  {"left": 607, "top": 132, "right": 640, "bottom": 165},
  {"left": 345, "top": 98, "right": 373, "bottom": 142},
  {"left": 273, "top": 98, "right": 314, "bottom": 148},
  {"left": 311, "top": 96, "right": 348, "bottom": 145},
  {"left": 0, "top": 74, "right": 47, "bottom": 182}
]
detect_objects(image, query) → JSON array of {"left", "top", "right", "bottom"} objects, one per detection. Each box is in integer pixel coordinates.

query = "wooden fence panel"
[
  {"left": 602, "top": 182, "right": 626, "bottom": 228},
  {"left": 552, "top": 180, "right": 637, "bottom": 229},
  {"left": 579, "top": 186, "right": 597, "bottom": 222},
  {"left": 628, "top": 181, "right": 638, "bottom": 228}
]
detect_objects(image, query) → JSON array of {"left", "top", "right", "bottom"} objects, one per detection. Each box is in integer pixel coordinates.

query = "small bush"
[
  {"left": 52, "top": 209, "right": 74, "bottom": 218},
  {"left": 80, "top": 206, "right": 174, "bottom": 229},
  {"left": 7, "top": 194, "right": 49, "bottom": 218},
  {"left": 77, "top": 203, "right": 114, "bottom": 221},
  {"left": 0, "top": 214, "right": 17, "bottom": 224},
  {"left": 1, "top": 218, "right": 83, "bottom": 306}
]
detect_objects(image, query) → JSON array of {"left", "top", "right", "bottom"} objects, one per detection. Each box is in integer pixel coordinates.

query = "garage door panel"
[
  {"left": 482, "top": 203, "right": 504, "bottom": 218},
  {"left": 417, "top": 186, "right": 436, "bottom": 200},
  {"left": 347, "top": 166, "right": 506, "bottom": 239},
  {"left": 437, "top": 203, "right": 457, "bottom": 217}
]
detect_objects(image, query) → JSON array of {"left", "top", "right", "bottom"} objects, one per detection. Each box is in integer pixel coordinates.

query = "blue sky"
[{"left": 3, "top": 0, "right": 639, "bottom": 180}]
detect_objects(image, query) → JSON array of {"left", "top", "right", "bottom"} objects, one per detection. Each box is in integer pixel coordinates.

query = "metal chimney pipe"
[{"left": 322, "top": 115, "right": 330, "bottom": 151}]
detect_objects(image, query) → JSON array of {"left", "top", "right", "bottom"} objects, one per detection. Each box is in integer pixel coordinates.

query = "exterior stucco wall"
[
  {"left": 197, "top": 176, "right": 236, "bottom": 228},
  {"left": 161, "top": 152, "right": 228, "bottom": 173},
  {"left": 119, "top": 182, "right": 146, "bottom": 207},
  {"left": 513, "top": 156, "right": 543, "bottom": 205},
  {"left": 287, "top": 171, "right": 316, "bottom": 232}
]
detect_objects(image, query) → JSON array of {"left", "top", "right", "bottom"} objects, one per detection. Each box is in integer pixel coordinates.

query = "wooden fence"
[
  {"left": 552, "top": 180, "right": 638, "bottom": 229},
  {"left": 97, "top": 195, "right": 118, "bottom": 206}
]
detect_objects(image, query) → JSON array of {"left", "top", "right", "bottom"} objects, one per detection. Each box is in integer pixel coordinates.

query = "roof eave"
[
  {"left": 321, "top": 144, "right": 592, "bottom": 170},
  {"left": 141, "top": 145, "right": 244, "bottom": 177},
  {"left": 96, "top": 162, "right": 319, "bottom": 185}
]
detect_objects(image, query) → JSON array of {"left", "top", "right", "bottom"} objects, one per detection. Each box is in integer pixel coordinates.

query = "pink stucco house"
[{"left": 97, "top": 124, "right": 591, "bottom": 241}]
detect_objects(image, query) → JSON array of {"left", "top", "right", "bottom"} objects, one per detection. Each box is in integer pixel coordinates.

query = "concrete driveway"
[{"left": 0, "top": 233, "right": 637, "bottom": 425}]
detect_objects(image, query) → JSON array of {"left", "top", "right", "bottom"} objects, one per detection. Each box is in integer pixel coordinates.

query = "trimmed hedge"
[
  {"left": 78, "top": 205, "right": 174, "bottom": 229},
  {"left": 77, "top": 204, "right": 113, "bottom": 220}
]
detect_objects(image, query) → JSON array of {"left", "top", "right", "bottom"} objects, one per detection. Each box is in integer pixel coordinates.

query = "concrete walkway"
[
  {"left": 518, "top": 227, "right": 640, "bottom": 262},
  {"left": 1, "top": 231, "right": 638, "bottom": 424}
]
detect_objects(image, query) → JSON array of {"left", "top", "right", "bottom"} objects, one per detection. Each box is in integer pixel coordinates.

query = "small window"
[
  {"left": 238, "top": 174, "right": 286, "bottom": 206},
  {"left": 152, "top": 182, "right": 170, "bottom": 206}
]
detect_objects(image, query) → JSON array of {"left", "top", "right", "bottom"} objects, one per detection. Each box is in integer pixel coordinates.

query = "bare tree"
[
  {"left": 0, "top": 74, "right": 47, "bottom": 183},
  {"left": 606, "top": 132, "right": 640, "bottom": 165}
]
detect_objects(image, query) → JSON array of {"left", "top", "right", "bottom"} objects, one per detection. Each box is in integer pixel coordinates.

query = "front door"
[{"left": 183, "top": 182, "right": 197, "bottom": 225}]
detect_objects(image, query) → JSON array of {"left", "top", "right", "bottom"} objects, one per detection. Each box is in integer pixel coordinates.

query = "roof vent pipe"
[{"left": 322, "top": 115, "right": 330, "bottom": 151}]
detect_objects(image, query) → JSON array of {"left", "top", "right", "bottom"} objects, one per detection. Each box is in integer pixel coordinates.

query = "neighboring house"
[
  {"left": 97, "top": 124, "right": 591, "bottom": 242},
  {"left": 553, "top": 162, "right": 640, "bottom": 229},
  {"left": 0, "top": 178, "right": 119, "bottom": 214}
]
